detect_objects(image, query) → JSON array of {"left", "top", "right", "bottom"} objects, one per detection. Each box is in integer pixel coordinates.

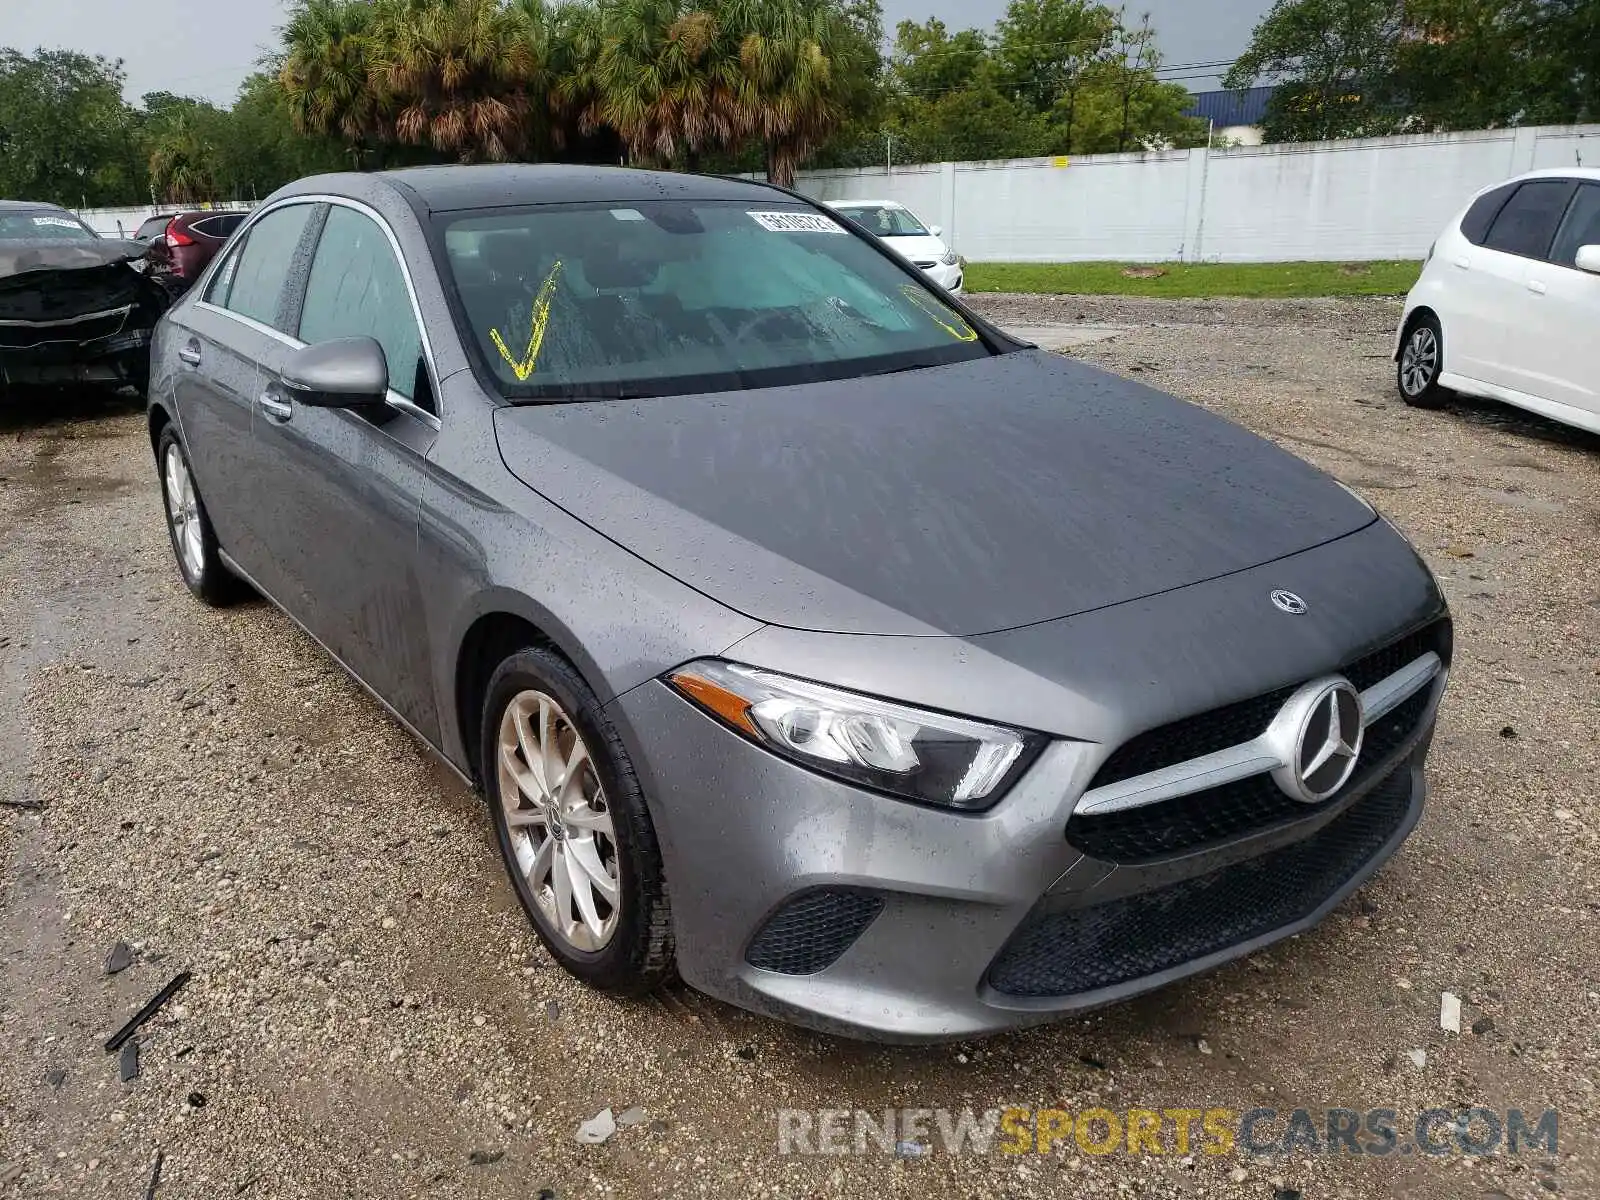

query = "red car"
[{"left": 147, "top": 211, "right": 248, "bottom": 295}]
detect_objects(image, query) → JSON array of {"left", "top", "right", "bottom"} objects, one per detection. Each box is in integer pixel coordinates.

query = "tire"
[
  {"left": 1397, "top": 313, "right": 1448, "bottom": 409},
  {"left": 156, "top": 426, "right": 243, "bottom": 606},
  {"left": 481, "top": 646, "right": 675, "bottom": 994}
]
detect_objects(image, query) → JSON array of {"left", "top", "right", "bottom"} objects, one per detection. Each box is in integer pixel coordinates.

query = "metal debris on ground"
[
  {"left": 104, "top": 971, "right": 190, "bottom": 1053},
  {"left": 1407, "top": 1048, "right": 1428, "bottom": 1069},
  {"left": 615, "top": 1106, "right": 647, "bottom": 1127},
  {"left": 105, "top": 940, "right": 135, "bottom": 974},
  {"left": 576, "top": 1108, "right": 617, "bottom": 1145},
  {"left": 119, "top": 1038, "right": 140, "bottom": 1082},
  {"left": 0, "top": 796, "right": 43, "bottom": 811},
  {"left": 142, "top": 1151, "right": 164, "bottom": 1200}
]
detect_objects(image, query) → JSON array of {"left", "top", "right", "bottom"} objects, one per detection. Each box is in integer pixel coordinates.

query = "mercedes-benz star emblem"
[
  {"left": 1266, "top": 678, "right": 1365, "bottom": 803},
  {"left": 1271, "top": 589, "right": 1308, "bottom": 615}
]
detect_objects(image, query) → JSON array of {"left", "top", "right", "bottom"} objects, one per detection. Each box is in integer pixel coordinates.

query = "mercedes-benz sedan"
[{"left": 147, "top": 166, "right": 1451, "bottom": 1041}]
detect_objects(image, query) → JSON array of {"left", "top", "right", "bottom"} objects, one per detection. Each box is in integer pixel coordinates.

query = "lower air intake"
[{"left": 745, "top": 889, "right": 885, "bottom": 976}]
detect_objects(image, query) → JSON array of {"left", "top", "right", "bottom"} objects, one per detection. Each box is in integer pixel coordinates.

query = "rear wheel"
[
  {"left": 1398, "top": 313, "right": 1448, "bottom": 409},
  {"left": 481, "top": 646, "right": 675, "bottom": 994}
]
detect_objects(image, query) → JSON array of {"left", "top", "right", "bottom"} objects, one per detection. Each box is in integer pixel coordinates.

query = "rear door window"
[
  {"left": 1483, "top": 180, "right": 1578, "bottom": 260},
  {"left": 1549, "top": 183, "right": 1600, "bottom": 267},
  {"left": 1460, "top": 185, "right": 1514, "bottom": 246},
  {"left": 298, "top": 205, "right": 427, "bottom": 405},
  {"left": 205, "top": 204, "right": 317, "bottom": 330}
]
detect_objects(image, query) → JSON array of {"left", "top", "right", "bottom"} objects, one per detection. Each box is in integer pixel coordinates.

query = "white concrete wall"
[{"left": 793, "top": 123, "right": 1600, "bottom": 263}]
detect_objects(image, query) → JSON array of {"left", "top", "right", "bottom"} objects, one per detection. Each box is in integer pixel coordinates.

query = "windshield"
[
  {"left": 0, "top": 212, "right": 98, "bottom": 242},
  {"left": 833, "top": 206, "right": 930, "bottom": 238},
  {"left": 438, "top": 201, "right": 987, "bottom": 399}
]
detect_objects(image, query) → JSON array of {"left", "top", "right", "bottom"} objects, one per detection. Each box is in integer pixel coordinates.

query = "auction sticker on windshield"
[
  {"left": 32, "top": 216, "right": 82, "bottom": 229},
  {"left": 748, "top": 211, "right": 845, "bottom": 234}
]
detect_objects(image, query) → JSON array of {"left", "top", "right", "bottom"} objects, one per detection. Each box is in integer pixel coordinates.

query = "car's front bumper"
[
  {"left": 614, "top": 671, "right": 1439, "bottom": 1042},
  {"left": 921, "top": 261, "right": 964, "bottom": 294}
]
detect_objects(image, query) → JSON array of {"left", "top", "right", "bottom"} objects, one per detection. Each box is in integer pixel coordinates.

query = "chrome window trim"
[
  {"left": 189, "top": 193, "right": 443, "bottom": 431},
  {"left": 1073, "top": 652, "right": 1444, "bottom": 818}
]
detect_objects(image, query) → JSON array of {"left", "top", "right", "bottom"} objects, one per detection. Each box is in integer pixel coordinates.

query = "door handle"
[
  {"left": 1528, "top": 279, "right": 1547, "bottom": 295},
  {"left": 177, "top": 342, "right": 202, "bottom": 366},
  {"left": 258, "top": 389, "right": 294, "bottom": 421}
]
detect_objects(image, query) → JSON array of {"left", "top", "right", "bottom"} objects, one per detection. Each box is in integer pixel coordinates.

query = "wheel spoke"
[
  {"left": 563, "top": 803, "right": 614, "bottom": 836},
  {"left": 567, "top": 837, "right": 620, "bottom": 905},
  {"left": 524, "top": 832, "right": 555, "bottom": 889},
  {"left": 511, "top": 705, "right": 543, "bottom": 797},
  {"left": 551, "top": 842, "right": 574, "bottom": 928},
  {"left": 538, "top": 698, "right": 562, "bottom": 795},
  {"left": 555, "top": 739, "right": 590, "bottom": 810},
  {"left": 565, "top": 846, "right": 608, "bottom": 938},
  {"left": 500, "top": 743, "right": 541, "bottom": 806}
]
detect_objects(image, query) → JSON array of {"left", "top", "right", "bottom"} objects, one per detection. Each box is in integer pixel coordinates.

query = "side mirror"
[
  {"left": 281, "top": 337, "right": 389, "bottom": 407},
  {"left": 1576, "top": 245, "right": 1600, "bottom": 275},
  {"left": 929, "top": 225, "right": 944, "bottom": 238}
]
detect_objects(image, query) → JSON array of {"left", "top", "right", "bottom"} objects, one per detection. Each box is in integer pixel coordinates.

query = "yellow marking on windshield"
[
  {"left": 900, "top": 285, "right": 979, "bottom": 342},
  {"left": 490, "top": 261, "right": 564, "bottom": 381}
]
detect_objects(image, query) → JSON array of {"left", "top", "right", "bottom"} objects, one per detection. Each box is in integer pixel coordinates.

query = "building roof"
[{"left": 1183, "top": 86, "right": 1277, "bottom": 128}]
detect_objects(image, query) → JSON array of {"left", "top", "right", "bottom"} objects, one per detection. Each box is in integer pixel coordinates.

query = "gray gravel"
[{"left": 0, "top": 296, "right": 1596, "bottom": 1199}]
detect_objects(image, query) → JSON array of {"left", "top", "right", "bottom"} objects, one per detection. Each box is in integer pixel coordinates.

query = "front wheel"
[
  {"left": 1398, "top": 314, "right": 1448, "bottom": 409},
  {"left": 481, "top": 646, "right": 675, "bottom": 995},
  {"left": 156, "top": 427, "right": 243, "bottom": 606}
]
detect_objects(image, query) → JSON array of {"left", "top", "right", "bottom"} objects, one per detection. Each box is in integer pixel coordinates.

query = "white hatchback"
[
  {"left": 825, "top": 200, "right": 964, "bottom": 293},
  {"left": 1398, "top": 168, "right": 1600, "bottom": 434}
]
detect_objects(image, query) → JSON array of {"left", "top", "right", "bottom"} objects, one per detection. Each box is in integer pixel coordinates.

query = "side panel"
[{"left": 415, "top": 376, "right": 763, "bottom": 774}]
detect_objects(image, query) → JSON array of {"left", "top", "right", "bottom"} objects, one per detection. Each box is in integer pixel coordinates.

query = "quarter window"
[
  {"left": 1549, "top": 183, "right": 1600, "bottom": 267},
  {"left": 1459, "top": 185, "right": 1514, "bottom": 246},
  {"left": 206, "top": 204, "right": 316, "bottom": 330},
  {"left": 298, "top": 206, "right": 427, "bottom": 405},
  {"left": 1482, "top": 180, "right": 1578, "bottom": 260}
]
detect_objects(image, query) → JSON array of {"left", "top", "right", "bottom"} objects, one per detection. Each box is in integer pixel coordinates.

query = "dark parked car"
[
  {"left": 0, "top": 200, "right": 167, "bottom": 394},
  {"left": 133, "top": 214, "right": 176, "bottom": 244},
  {"left": 147, "top": 210, "right": 249, "bottom": 295},
  {"left": 147, "top": 166, "right": 1451, "bottom": 1041}
]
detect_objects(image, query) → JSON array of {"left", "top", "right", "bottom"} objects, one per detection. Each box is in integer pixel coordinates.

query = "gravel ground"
[{"left": 1, "top": 295, "right": 1597, "bottom": 1200}]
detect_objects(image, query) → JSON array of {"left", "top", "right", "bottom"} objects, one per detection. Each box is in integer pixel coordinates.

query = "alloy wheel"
[
  {"left": 163, "top": 444, "right": 204, "bottom": 579},
  {"left": 1400, "top": 325, "right": 1439, "bottom": 397},
  {"left": 497, "top": 690, "right": 621, "bottom": 952}
]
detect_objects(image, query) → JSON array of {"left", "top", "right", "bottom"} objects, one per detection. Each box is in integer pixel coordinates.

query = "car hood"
[
  {"left": 882, "top": 233, "right": 949, "bottom": 263},
  {"left": 0, "top": 239, "right": 147, "bottom": 279},
  {"left": 492, "top": 351, "right": 1376, "bottom": 637}
]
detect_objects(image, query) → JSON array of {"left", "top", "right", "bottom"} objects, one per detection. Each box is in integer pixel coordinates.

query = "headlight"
[
  {"left": 940, "top": 250, "right": 960, "bottom": 267},
  {"left": 666, "top": 660, "right": 1043, "bottom": 810}
]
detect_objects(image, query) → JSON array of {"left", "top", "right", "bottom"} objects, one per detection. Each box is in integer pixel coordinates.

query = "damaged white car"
[{"left": 0, "top": 201, "right": 168, "bottom": 395}]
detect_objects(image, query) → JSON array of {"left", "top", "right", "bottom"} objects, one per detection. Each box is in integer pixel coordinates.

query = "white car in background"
[
  {"left": 825, "top": 200, "right": 964, "bottom": 293},
  {"left": 1398, "top": 167, "right": 1600, "bottom": 434}
]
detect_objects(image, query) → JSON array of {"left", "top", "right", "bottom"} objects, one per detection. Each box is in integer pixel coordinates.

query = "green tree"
[
  {"left": 889, "top": 18, "right": 988, "bottom": 98},
  {"left": 280, "top": 0, "right": 386, "bottom": 160},
  {"left": 994, "top": 0, "right": 1117, "bottom": 123},
  {"left": 1223, "top": 0, "right": 1405, "bottom": 140},
  {"left": 0, "top": 49, "right": 146, "bottom": 206}
]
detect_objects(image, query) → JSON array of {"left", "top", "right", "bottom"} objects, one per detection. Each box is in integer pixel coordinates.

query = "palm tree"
[
  {"left": 280, "top": 0, "right": 384, "bottom": 158},
  {"left": 724, "top": 0, "right": 861, "bottom": 187},
  {"left": 369, "top": 0, "right": 546, "bottom": 162},
  {"left": 147, "top": 114, "right": 220, "bottom": 202},
  {"left": 584, "top": 0, "right": 742, "bottom": 169}
]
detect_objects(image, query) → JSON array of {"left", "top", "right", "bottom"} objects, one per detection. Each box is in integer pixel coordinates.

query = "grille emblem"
[
  {"left": 1266, "top": 679, "right": 1365, "bottom": 803},
  {"left": 1271, "top": 589, "right": 1308, "bottom": 615}
]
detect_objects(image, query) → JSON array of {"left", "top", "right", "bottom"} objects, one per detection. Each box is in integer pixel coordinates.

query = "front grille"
[
  {"left": 990, "top": 768, "right": 1414, "bottom": 998},
  {"left": 1089, "top": 619, "right": 1451, "bottom": 791},
  {"left": 744, "top": 889, "right": 884, "bottom": 976},
  {"left": 0, "top": 307, "right": 130, "bottom": 350},
  {"left": 1067, "top": 684, "right": 1435, "bottom": 864}
]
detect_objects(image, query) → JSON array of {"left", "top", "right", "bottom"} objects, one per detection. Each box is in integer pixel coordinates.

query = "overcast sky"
[{"left": 6, "top": 0, "right": 1272, "bottom": 105}]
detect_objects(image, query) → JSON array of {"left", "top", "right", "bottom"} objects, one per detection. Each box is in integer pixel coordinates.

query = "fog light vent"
[{"left": 745, "top": 889, "right": 884, "bottom": 976}]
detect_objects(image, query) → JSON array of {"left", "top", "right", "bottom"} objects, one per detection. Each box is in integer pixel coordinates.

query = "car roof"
[
  {"left": 1510, "top": 167, "right": 1600, "bottom": 183},
  {"left": 276, "top": 164, "right": 795, "bottom": 213},
  {"left": 0, "top": 199, "right": 75, "bottom": 215},
  {"left": 825, "top": 199, "right": 905, "bottom": 209}
]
